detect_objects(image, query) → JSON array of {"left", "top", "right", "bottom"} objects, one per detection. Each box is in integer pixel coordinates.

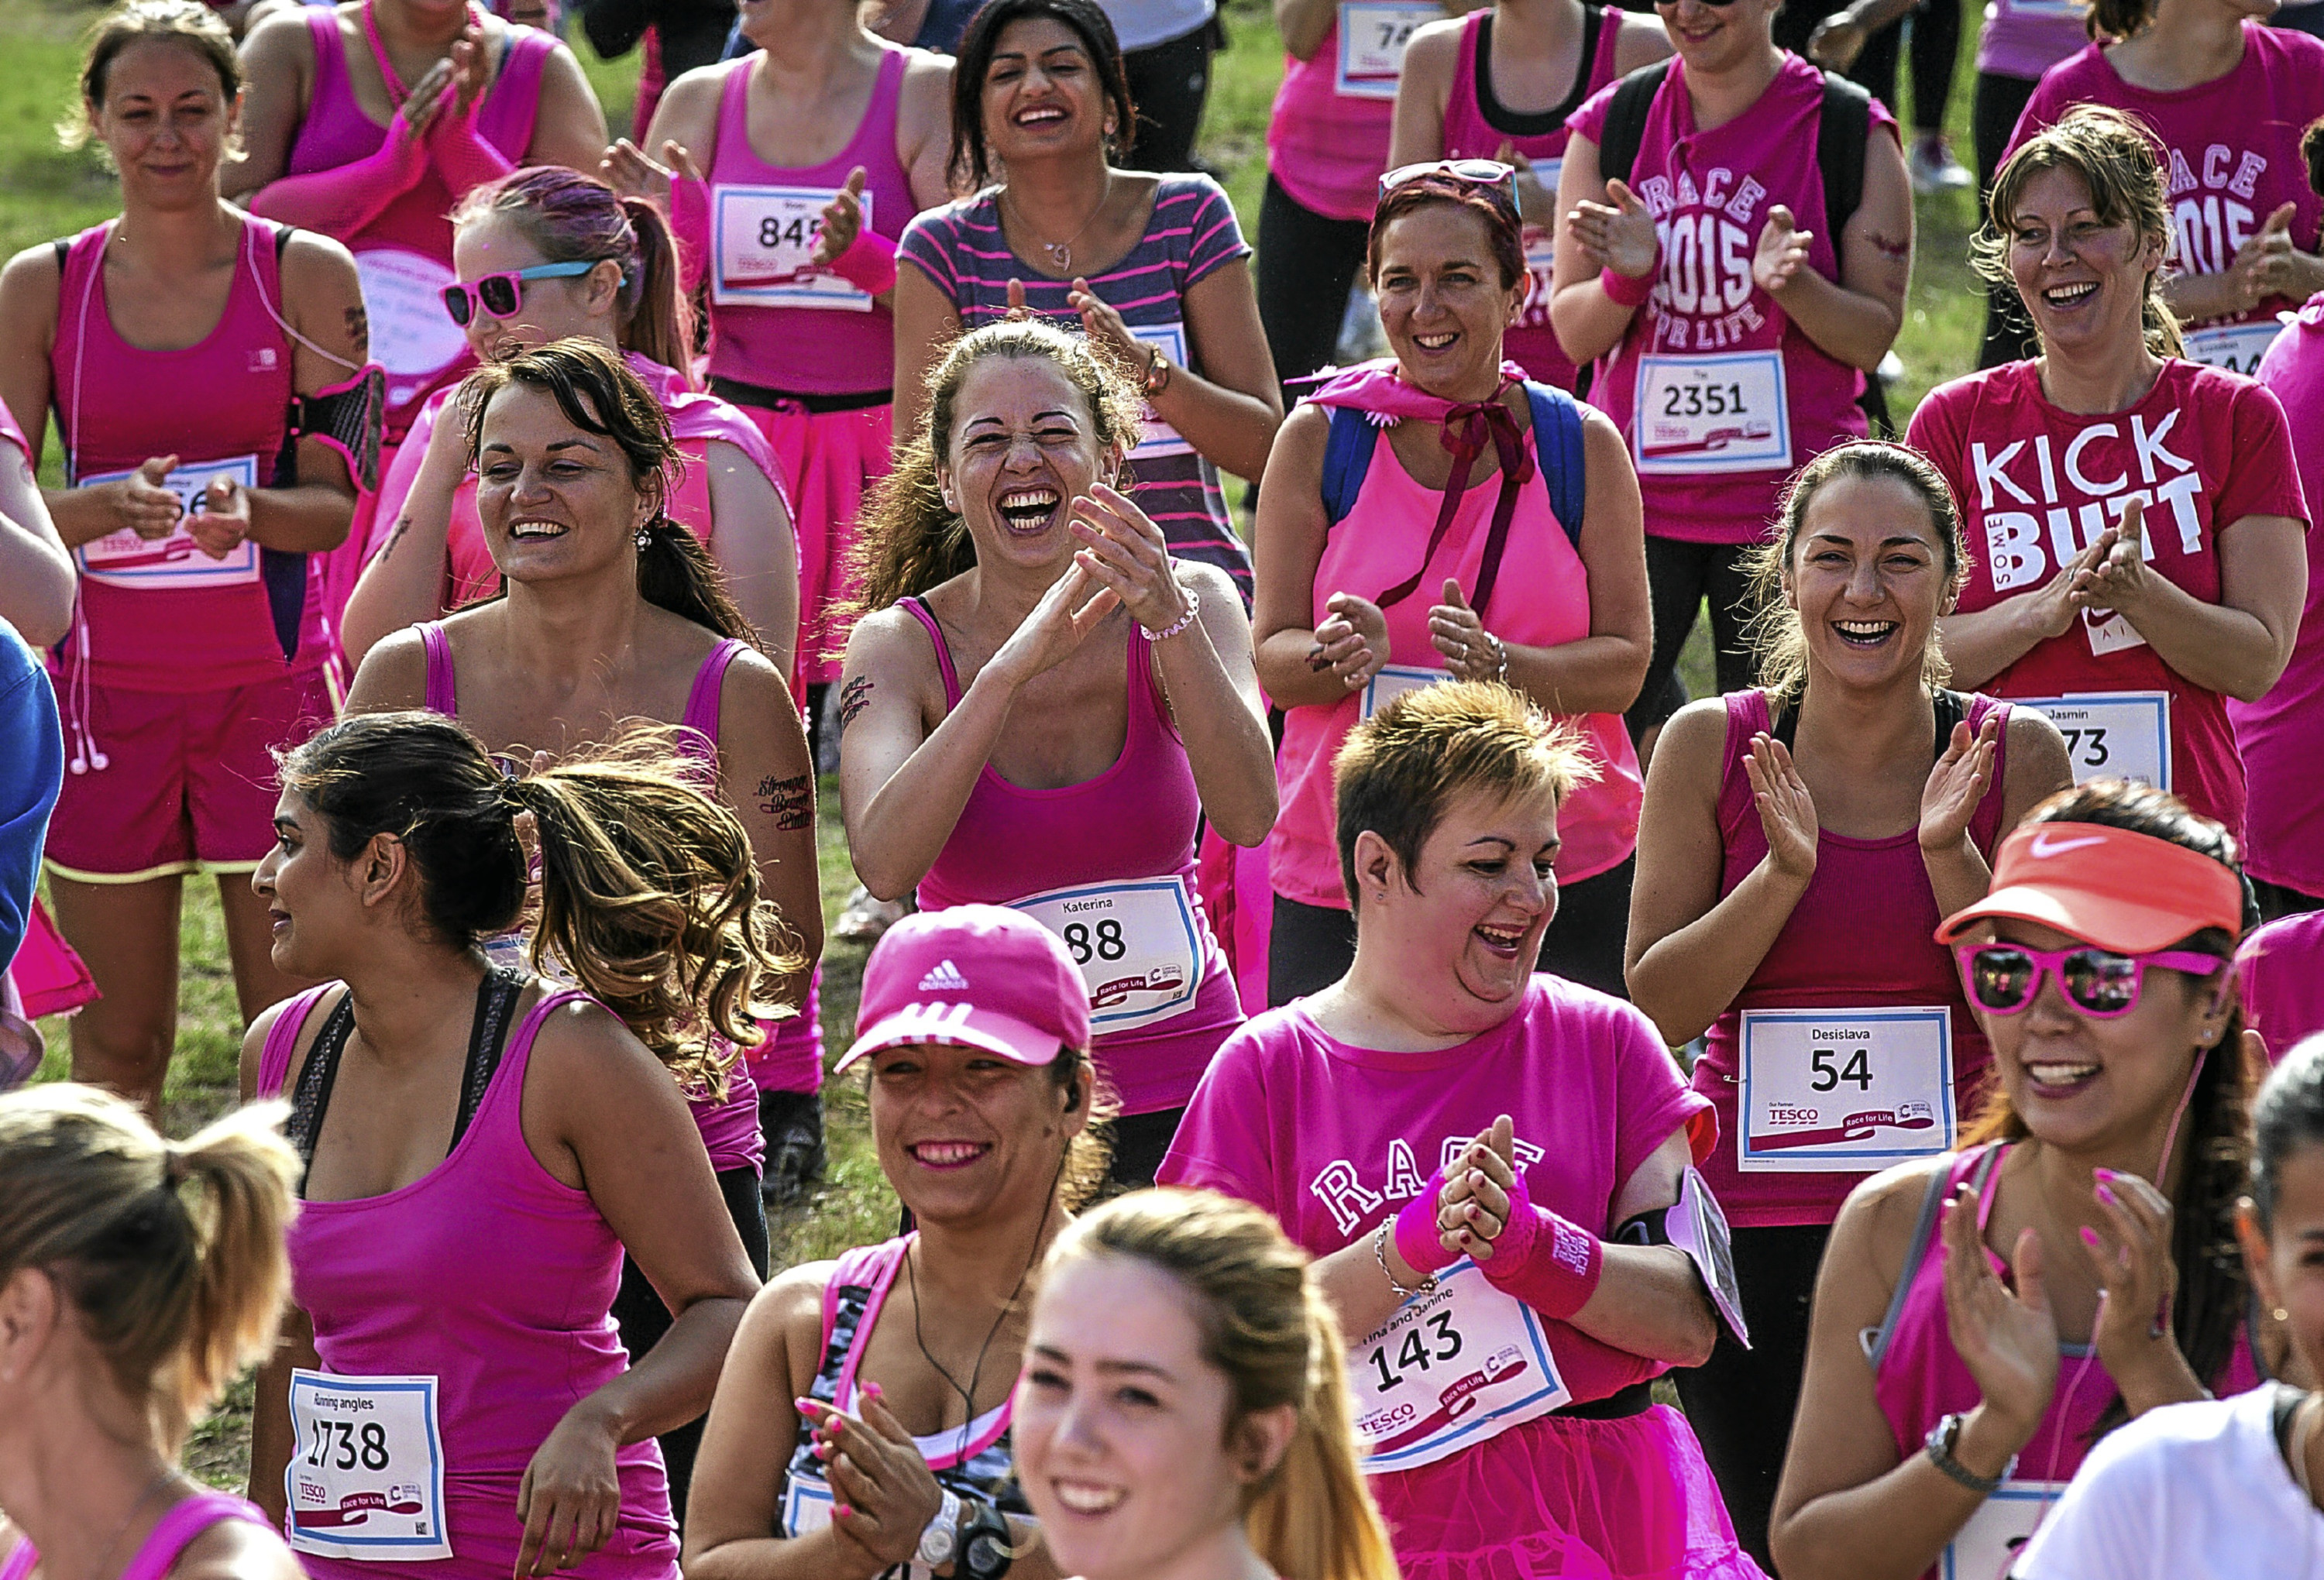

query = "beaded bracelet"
[{"left": 1143, "top": 586, "right": 1201, "bottom": 641}]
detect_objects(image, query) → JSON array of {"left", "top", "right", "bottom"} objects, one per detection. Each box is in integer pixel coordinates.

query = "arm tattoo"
[
  {"left": 376, "top": 516, "right": 411, "bottom": 563},
  {"left": 344, "top": 304, "right": 370, "bottom": 357},
  {"left": 756, "top": 772, "right": 813, "bottom": 832},
  {"left": 837, "top": 675, "right": 875, "bottom": 731},
  {"left": 1866, "top": 232, "right": 1911, "bottom": 262}
]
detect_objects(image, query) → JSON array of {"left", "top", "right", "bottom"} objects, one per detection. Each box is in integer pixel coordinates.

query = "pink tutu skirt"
[
  {"left": 737, "top": 402, "right": 893, "bottom": 692},
  {"left": 1373, "top": 1406, "right": 1768, "bottom": 1580}
]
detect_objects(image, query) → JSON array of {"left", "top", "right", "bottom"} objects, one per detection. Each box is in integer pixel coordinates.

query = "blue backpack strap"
[
  {"left": 1525, "top": 381, "right": 1587, "bottom": 548},
  {"left": 1319, "top": 404, "right": 1382, "bottom": 525}
]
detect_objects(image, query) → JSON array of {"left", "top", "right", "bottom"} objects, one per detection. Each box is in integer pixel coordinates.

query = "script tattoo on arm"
[
  {"left": 375, "top": 516, "right": 412, "bottom": 563},
  {"left": 1866, "top": 231, "right": 1912, "bottom": 263},
  {"left": 344, "top": 304, "right": 370, "bottom": 357},
  {"left": 757, "top": 772, "right": 812, "bottom": 832},
  {"left": 837, "top": 675, "right": 875, "bottom": 732}
]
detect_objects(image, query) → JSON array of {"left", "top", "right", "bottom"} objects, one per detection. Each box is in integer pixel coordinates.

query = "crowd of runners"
[{"left": 5, "top": 0, "right": 2324, "bottom": 1575}]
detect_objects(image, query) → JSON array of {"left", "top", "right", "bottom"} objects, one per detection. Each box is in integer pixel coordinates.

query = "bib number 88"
[
  {"left": 1367, "top": 1311, "right": 1464, "bottom": 1391},
  {"left": 306, "top": 1420, "right": 391, "bottom": 1472},
  {"left": 1062, "top": 919, "right": 1126, "bottom": 964},
  {"left": 1810, "top": 1048, "right": 1873, "bottom": 1092}
]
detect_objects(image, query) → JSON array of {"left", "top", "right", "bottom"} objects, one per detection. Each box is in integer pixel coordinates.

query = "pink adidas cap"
[{"left": 837, "top": 905, "right": 1092, "bottom": 1072}]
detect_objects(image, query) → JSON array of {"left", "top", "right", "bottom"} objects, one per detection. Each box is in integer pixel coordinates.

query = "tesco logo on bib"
[{"left": 1968, "top": 412, "right": 2205, "bottom": 591}]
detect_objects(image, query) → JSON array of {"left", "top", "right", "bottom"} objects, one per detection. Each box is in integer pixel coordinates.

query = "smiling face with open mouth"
[
  {"left": 473, "top": 383, "right": 654, "bottom": 586},
  {"left": 1357, "top": 785, "right": 1564, "bottom": 1025},
  {"left": 1016, "top": 1253, "right": 1276, "bottom": 1580},
  {"left": 1977, "top": 916, "right": 2229, "bottom": 1157},
  {"left": 1652, "top": 0, "right": 1781, "bottom": 75},
  {"left": 1785, "top": 472, "right": 1954, "bottom": 691},
  {"left": 982, "top": 17, "right": 1112, "bottom": 167},
  {"left": 1375, "top": 204, "right": 1527, "bottom": 403},
  {"left": 2006, "top": 165, "right": 2165, "bottom": 362},
  {"left": 941, "top": 355, "right": 1117, "bottom": 568},
  {"left": 868, "top": 1039, "right": 1085, "bottom": 1228}
]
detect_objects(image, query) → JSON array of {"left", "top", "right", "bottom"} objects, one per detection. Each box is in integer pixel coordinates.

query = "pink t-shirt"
[
  {"left": 1975, "top": 0, "right": 2089, "bottom": 85},
  {"left": 2009, "top": 25, "right": 2324, "bottom": 372},
  {"left": 2237, "top": 910, "right": 2324, "bottom": 1065},
  {"left": 1267, "top": 22, "right": 1396, "bottom": 223},
  {"left": 1439, "top": 7, "right": 1626, "bottom": 391},
  {"left": 1270, "top": 396, "right": 1645, "bottom": 910},
  {"left": 1568, "top": 53, "right": 1891, "bottom": 545},
  {"left": 2231, "top": 297, "right": 2324, "bottom": 896},
  {"left": 1906, "top": 359, "right": 2308, "bottom": 839},
  {"left": 1158, "top": 975, "right": 1714, "bottom": 1407}
]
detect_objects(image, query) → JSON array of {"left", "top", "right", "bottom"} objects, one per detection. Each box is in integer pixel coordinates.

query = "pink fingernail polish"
[
  {"left": 2093, "top": 1167, "right": 2118, "bottom": 1183},
  {"left": 834, "top": 1505, "right": 852, "bottom": 1520},
  {"left": 866, "top": 1382, "right": 884, "bottom": 1400},
  {"left": 2096, "top": 1183, "right": 2118, "bottom": 1207},
  {"left": 2080, "top": 1226, "right": 2102, "bottom": 1250}
]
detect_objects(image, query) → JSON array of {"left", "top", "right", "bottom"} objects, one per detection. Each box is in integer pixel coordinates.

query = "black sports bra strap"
[
  {"left": 1769, "top": 689, "right": 1966, "bottom": 762},
  {"left": 288, "top": 992, "right": 358, "bottom": 1195},
  {"left": 451, "top": 967, "right": 528, "bottom": 1149},
  {"left": 1932, "top": 689, "right": 1967, "bottom": 750}
]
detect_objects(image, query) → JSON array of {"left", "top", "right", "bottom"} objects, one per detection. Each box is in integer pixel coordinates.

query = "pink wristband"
[
  {"left": 829, "top": 228, "right": 898, "bottom": 296},
  {"left": 1600, "top": 263, "right": 1656, "bottom": 308},
  {"left": 1392, "top": 1166, "right": 1459, "bottom": 1279},
  {"left": 1479, "top": 1170, "right": 1604, "bottom": 1320}
]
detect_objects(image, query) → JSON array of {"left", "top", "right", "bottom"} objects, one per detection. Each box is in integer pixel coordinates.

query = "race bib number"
[
  {"left": 2181, "top": 318, "right": 2281, "bottom": 377},
  {"left": 1738, "top": 1007, "right": 1955, "bottom": 1173},
  {"left": 287, "top": 1369, "right": 452, "bottom": 1561},
  {"left": 1012, "top": 877, "right": 1205, "bottom": 1033},
  {"left": 1361, "top": 663, "right": 1444, "bottom": 720},
  {"left": 782, "top": 1468, "right": 835, "bottom": 1537},
  {"left": 2017, "top": 692, "right": 2171, "bottom": 790},
  {"left": 712, "top": 186, "right": 876, "bottom": 311},
  {"left": 1336, "top": 2, "right": 1439, "bottom": 98},
  {"left": 1633, "top": 351, "right": 1792, "bottom": 476},
  {"left": 354, "top": 249, "right": 468, "bottom": 410},
  {"left": 1941, "top": 1480, "right": 2069, "bottom": 1580},
  {"left": 1127, "top": 322, "right": 1193, "bottom": 459},
  {"left": 1347, "top": 1259, "right": 1570, "bottom": 1472},
  {"left": 74, "top": 455, "right": 260, "bottom": 590}
]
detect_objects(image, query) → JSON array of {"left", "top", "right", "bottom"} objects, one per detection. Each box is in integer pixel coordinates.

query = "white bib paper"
[
  {"left": 1347, "top": 1259, "right": 1571, "bottom": 1472},
  {"left": 2017, "top": 692, "right": 2171, "bottom": 790},
  {"left": 1012, "top": 876, "right": 1205, "bottom": 1033},
  {"left": 712, "top": 185, "right": 876, "bottom": 311},
  {"left": 2181, "top": 319, "right": 2281, "bottom": 378},
  {"left": 354, "top": 249, "right": 467, "bottom": 409},
  {"left": 1336, "top": 2, "right": 1439, "bottom": 98},
  {"left": 1361, "top": 663, "right": 1445, "bottom": 720},
  {"left": 1126, "top": 321, "right": 1195, "bottom": 459},
  {"left": 1633, "top": 350, "right": 1792, "bottom": 475},
  {"left": 287, "top": 1369, "right": 452, "bottom": 1561},
  {"left": 74, "top": 455, "right": 261, "bottom": 590},
  {"left": 1518, "top": 189, "right": 1561, "bottom": 328},
  {"left": 1941, "top": 1479, "right": 2070, "bottom": 1580},
  {"left": 1738, "top": 1007, "right": 1954, "bottom": 1173}
]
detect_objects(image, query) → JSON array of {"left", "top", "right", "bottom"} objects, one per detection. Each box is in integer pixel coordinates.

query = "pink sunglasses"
[{"left": 1954, "top": 943, "right": 2225, "bottom": 1019}]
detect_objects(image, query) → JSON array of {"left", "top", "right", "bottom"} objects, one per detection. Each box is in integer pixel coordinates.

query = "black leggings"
[
  {"left": 1627, "top": 537, "right": 1763, "bottom": 737},
  {"left": 1265, "top": 856, "right": 1639, "bottom": 1008},
  {"left": 611, "top": 1165, "right": 772, "bottom": 1523},
  {"left": 1119, "top": 17, "right": 1219, "bottom": 175},
  {"left": 1974, "top": 70, "right": 2044, "bottom": 370},
  {"left": 1772, "top": 0, "right": 1899, "bottom": 115},
  {"left": 1256, "top": 175, "right": 1373, "bottom": 412},
  {"left": 1908, "top": 0, "right": 1961, "bottom": 134},
  {"left": 1670, "top": 1221, "right": 1834, "bottom": 1574}
]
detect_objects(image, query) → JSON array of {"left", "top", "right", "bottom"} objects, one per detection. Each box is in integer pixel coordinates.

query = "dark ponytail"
[
  {"left": 616, "top": 194, "right": 694, "bottom": 376},
  {"left": 639, "top": 517, "right": 755, "bottom": 644}
]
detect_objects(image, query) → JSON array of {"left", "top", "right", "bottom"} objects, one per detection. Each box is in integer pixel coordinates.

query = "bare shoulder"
[
  {"left": 901, "top": 45, "right": 956, "bottom": 94},
  {"left": 845, "top": 599, "right": 945, "bottom": 675},
  {"left": 1612, "top": 9, "right": 1676, "bottom": 73},
  {"left": 0, "top": 241, "right": 64, "bottom": 310},
  {"left": 344, "top": 624, "right": 431, "bottom": 714},
  {"left": 242, "top": 5, "right": 321, "bottom": 75},
  {"left": 1651, "top": 696, "right": 1734, "bottom": 778},
  {"left": 277, "top": 228, "right": 363, "bottom": 294},
  {"left": 1829, "top": 1152, "right": 1955, "bottom": 1297},
  {"left": 2001, "top": 703, "right": 2071, "bottom": 786},
  {"left": 1398, "top": 17, "right": 1466, "bottom": 77},
  {"left": 525, "top": 994, "right": 681, "bottom": 1105},
  {"left": 170, "top": 1513, "right": 305, "bottom": 1580},
  {"left": 715, "top": 643, "right": 806, "bottom": 740}
]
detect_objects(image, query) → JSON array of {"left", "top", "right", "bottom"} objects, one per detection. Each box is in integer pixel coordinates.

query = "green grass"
[{"left": 10, "top": 0, "right": 1992, "bottom": 1492}]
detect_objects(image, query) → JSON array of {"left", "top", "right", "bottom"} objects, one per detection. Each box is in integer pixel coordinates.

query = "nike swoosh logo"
[{"left": 2028, "top": 833, "right": 2106, "bottom": 858}]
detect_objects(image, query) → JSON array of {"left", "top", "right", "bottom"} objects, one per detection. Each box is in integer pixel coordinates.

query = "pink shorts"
[
  {"left": 736, "top": 402, "right": 893, "bottom": 690},
  {"left": 43, "top": 666, "right": 339, "bottom": 883}
]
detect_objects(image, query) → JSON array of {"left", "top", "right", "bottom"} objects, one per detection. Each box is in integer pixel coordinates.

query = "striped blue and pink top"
[{"left": 898, "top": 173, "right": 1255, "bottom": 600}]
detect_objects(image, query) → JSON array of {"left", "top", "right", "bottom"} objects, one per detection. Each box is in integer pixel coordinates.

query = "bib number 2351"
[
  {"left": 286, "top": 1369, "right": 452, "bottom": 1561},
  {"left": 1633, "top": 351, "right": 1792, "bottom": 476}
]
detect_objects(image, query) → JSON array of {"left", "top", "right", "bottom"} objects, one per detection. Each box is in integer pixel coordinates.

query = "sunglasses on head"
[
  {"left": 1954, "top": 943, "right": 2225, "bottom": 1019},
  {"left": 1378, "top": 159, "right": 1521, "bottom": 215},
  {"left": 441, "top": 260, "right": 601, "bottom": 327}
]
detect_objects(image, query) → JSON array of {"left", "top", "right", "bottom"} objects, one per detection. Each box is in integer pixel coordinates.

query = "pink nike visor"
[{"left": 1935, "top": 821, "right": 2246, "bottom": 953}]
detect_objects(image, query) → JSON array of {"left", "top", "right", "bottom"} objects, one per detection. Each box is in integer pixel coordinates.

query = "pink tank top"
[
  {"left": 1271, "top": 415, "right": 1645, "bottom": 909},
  {"left": 1442, "top": 6, "right": 1625, "bottom": 391},
  {"left": 1692, "top": 689, "right": 2008, "bottom": 1229},
  {"left": 415, "top": 623, "right": 767, "bottom": 1173},
  {"left": 1569, "top": 53, "right": 1890, "bottom": 545},
  {"left": 287, "top": 7, "right": 552, "bottom": 422},
  {"left": 900, "top": 598, "right": 1243, "bottom": 1115},
  {"left": 703, "top": 47, "right": 916, "bottom": 398},
  {"left": 50, "top": 214, "right": 328, "bottom": 693},
  {"left": 257, "top": 984, "right": 679, "bottom": 1578},
  {"left": 1266, "top": 22, "right": 1396, "bottom": 223},
  {"left": 0, "top": 1492, "right": 271, "bottom": 1580},
  {"left": 1871, "top": 1141, "right": 2262, "bottom": 1578}
]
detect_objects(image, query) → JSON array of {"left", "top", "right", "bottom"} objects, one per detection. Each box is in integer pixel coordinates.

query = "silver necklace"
[
  {"left": 82, "top": 1466, "right": 183, "bottom": 1580},
  {"left": 1008, "top": 173, "right": 1112, "bottom": 272}
]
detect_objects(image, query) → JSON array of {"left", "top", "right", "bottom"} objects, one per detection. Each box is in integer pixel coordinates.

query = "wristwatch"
[
  {"left": 1143, "top": 345, "right": 1173, "bottom": 396},
  {"left": 957, "top": 1497, "right": 1016, "bottom": 1580},
  {"left": 915, "top": 1489, "right": 964, "bottom": 1568},
  {"left": 1923, "top": 1411, "right": 2015, "bottom": 1495}
]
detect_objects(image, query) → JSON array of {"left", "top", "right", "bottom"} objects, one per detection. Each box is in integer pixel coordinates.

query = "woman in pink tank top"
[
  {"left": 1627, "top": 443, "right": 2071, "bottom": 1567},
  {"left": 0, "top": 1084, "right": 304, "bottom": 1580},
  {"left": 340, "top": 167, "right": 799, "bottom": 678},
  {"left": 0, "top": 4, "right": 371, "bottom": 1116},
  {"left": 229, "top": 0, "right": 607, "bottom": 432},
  {"left": 1771, "top": 787, "right": 2274, "bottom": 1580},
  {"left": 1390, "top": 0, "right": 1669, "bottom": 390},
  {"left": 342, "top": 342, "right": 821, "bottom": 1496},
  {"left": 241, "top": 711, "right": 772, "bottom": 1578},
  {"left": 840, "top": 319, "right": 1276, "bottom": 1186},
  {"left": 609, "top": 0, "right": 953, "bottom": 724},
  {"left": 1255, "top": 167, "right": 1650, "bottom": 1005}
]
